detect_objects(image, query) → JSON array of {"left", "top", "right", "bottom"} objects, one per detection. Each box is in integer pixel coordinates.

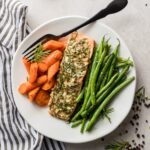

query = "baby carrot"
[
  {"left": 38, "top": 62, "right": 48, "bottom": 73},
  {"left": 48, "top": 61, "right": 60, "bottom": 81},
  {"left": 29, "top": 62, "right": 38, "bottom": 83},
  {"left": 22, "top": 57, "right": 31, "bottom": 74},
  {"left": 42, "top": 50, "right": 62, "bottom": 67},
  {"left": 43, "top": 40, "right": 65, "bottom": 51},
  {"left": 18, "top": 82, "right": 38, "bottom": 95},
  {"left": 28, "top": 87, "right": 40, "bottom": 101},
  {"left": 34, "top": 90, "right": 50, "bottom": 106},
  {"left": 42, "top": 79, "right": 55, "bottom": 91},
  {"left": 37, "top": 75, "right": 48, "bottom": 85}
]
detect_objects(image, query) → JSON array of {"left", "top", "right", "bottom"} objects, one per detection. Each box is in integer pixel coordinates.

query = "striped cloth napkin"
[{"left": 0, "top": 0, "right": 65, "bottom": 150}]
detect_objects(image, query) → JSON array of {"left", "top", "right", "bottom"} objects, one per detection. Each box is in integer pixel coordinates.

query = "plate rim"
[{"left": 12, "top": 15, "right": 137, "bottom": 143}]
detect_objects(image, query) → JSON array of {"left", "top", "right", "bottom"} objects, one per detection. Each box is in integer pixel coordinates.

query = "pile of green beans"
[{"left": 71, "top": 37, "right": 135, "bottom": 132}]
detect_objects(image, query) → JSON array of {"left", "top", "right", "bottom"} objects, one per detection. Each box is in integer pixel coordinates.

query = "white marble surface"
[{"left": 21, "top": 0, "right": 150, "bottom": 149}]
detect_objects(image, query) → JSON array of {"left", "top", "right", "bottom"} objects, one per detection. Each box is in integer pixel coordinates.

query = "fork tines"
[{"left": 22, "top": 34, "right": 50, "bottom": 60}]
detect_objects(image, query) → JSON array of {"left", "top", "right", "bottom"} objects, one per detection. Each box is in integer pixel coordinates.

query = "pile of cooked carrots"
[{"left": 18, "top": 40, "right": 65, "bottom": 106}]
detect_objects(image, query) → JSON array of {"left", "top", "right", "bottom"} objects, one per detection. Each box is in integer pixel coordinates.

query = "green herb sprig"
[
  {"left": 135, "top": 86, "right": 150, "bottom": 101},
  {"left": 31, "top": 44, "right": 50, "bottom": 62},
  {"left": 105, "top": 140, "right": 129, "bottom": 150},
  {"left": 102, "top": 107, "right": 114, "bottom": 123}
]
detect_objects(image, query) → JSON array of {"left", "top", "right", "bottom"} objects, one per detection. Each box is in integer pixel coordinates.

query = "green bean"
[
  {"left": 81, "top": 73, "right": 118, "bottom": 118},
  {"left": 76, "top": 88, "right": 85, "bottom": 103},
  {"left": 79, "top": 59, "right": 93, "bottom": 104},
  {"left": 116, "top": 56, "right": 133, "bottom": 68},
  {"left": 107, "top": 43, "right": 120, "bottom": 82},
  {"left": 72, "top": 82, "right": 89, "bottom": 121},
  {"left": 96, "top": 54, "right": 114, "bottom": 91},
  {"left": 103, "top": 55, "right": 109, "bottom": 65},
  {"left": 106, "top": 44, "right": 111, "bottom": 54},
  {"left": 71, "top": 110, "right": 81, "bottom": 122},
  {"left": 116, "top": 61, "right": 133, "bottom": 68},
  {"left": 115, "top": 65, "right": 129, "bottom": 81},
  {"left": 88, "top": 37, "right": 105, "bottom": 103},
  {"left": 81, "top": 110, "right": 88, "bottom": 118},
  {"left": 121, "top": 74, "right": 127, "bottom": 82},
  {"left": 81, "top": 66, "right": 129, "bottom": 117},
  {"left": 80, "top": 118, "right": 86, "bottom": 133},
  {"left": 114, "top": 42, "right": 120, "bottom": 56},
  {"left": 100, "top": 52, "right": 114, "bottom": 89},
  {"left": 72, "top": 82, "right": 92, "bottom": 121},
  {"left": 86, "top": 77, "right": 135, "bottom": 131},
  {"left": 97, "top": 73, "right": 118, "bottom": 98},
  {"left": 82, "top": 38, "right": 105, "bottom": 106},
  {"left": 117, "top": 56, "right": 125, "bottom": 62},
  {"left": 101, "top": 53, "right": 111, "bottom": 87},
  {"left": 107, "top": 58, "right": 115, "bottom": 81},
  {"left": 84, "top": 44, "right": 101, "bottom": 101},
  {"left": 85, "top": 77, "right": 121, "bottom": 118},
  {"left": 97, "top": 66, "right": 129, "bottom": 101},
  {"left": 102, "top": 41, "right": 111, "bottom": 64},
  {"left": 85, "top": 96, "right": 91, "bottom": 109},
  {"left": 100, "top": 71, "right": 108, "bottom": 89},
  {"left": 91, "top": 49, "right": 107, "bottom": 105},
  {"left": 113, "top": 68, "right": 119, "bottom": 75},
  {"left": 97, "top": 36, "right": 105, "bottom": 60},
  {"left": 71, "top": 120, "right": 82, "bottom": 128},
  {"left": 91, "top": 38, "right": 104, "bottom": 72},
  {"left": 117, "top": 56, "right": 133, "bottom": 63},
  {"left": 84, "top": 61, "right": 93, "bottom": 87}
]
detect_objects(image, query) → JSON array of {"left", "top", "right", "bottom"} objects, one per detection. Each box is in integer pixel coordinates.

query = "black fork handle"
[{"left": 59, "top": 0, "right": 128, "bottom": 37}]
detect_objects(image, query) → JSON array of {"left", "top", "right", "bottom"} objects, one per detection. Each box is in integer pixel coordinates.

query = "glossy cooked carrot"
[
  {"left": 22, "top": 57, "right": 31, "bottom": 74},
  {"left": 34, "top": 90, "right": 50, "bottom": 106},
  {"left": 48, "top": 61, "right": 60, "bottom": 81},
  {"left": 28, "top": 87, "right": 40, "bottom": 101},
  {"left": 37, "top": 75, "right": 48, "bottom": 85},
  {"left": 42, "top": 50, "right": 62, "bottom": 67},
  {"left": 38, "top": 62, "right": 48, "bottom": 73},
  {"left": 42, "top": 79, "right": 55, "bottom": 91},
  {"left": 43, "top": 40, "right": 65, "bottom": 51},
  {"left": 29, "top": 62, "right": 38, "bottom": 83},
  {"left": 18, "top": 82, "right": 38, "bottom": 95}
]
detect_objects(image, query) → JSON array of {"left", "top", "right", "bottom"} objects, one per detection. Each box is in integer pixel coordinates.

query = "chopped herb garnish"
[
  {"left": 105, "top": 140, "right": 129, "bottom": 150},
  {"left": 31, "top": 44, "right": 50, "bottom": 62},
  {"left": 102, "top": 107, "right": 114, "bottom": 123}
]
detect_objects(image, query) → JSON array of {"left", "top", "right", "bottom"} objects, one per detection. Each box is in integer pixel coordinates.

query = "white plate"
[{"left": 12, "top": 16, "right": 136, "bottom": 143}]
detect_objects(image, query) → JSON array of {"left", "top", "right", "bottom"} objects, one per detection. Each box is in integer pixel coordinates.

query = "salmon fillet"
[{"left": 49, "top": 32, "right": 94, "bottom": 121}]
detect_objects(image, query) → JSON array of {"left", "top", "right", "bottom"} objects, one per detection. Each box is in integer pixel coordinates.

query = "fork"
[{"left": 23, "top": 0, "right": 128, "bottom": 60}]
